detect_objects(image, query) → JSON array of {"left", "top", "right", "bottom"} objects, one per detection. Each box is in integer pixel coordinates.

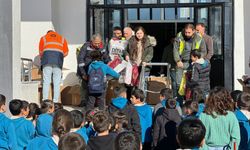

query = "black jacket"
[
  {"left": 153, "top": 108, "right": 181, "bottom": 150},
  {"left": 108, "top": 98, "right": 142, "bottom": 140},
  {"left": 87, "top": 134, "right": 116, "bottom": 150},
  {"left": 188, "top": 58, "right": 210, "bottom": 93},
  {"left": 77, "top": 42, "right": 110, "bottom": 77}
]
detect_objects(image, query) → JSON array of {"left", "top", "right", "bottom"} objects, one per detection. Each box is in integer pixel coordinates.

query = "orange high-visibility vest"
[{"left": 39, "top": 31, "right": 68, "bottom": 57}]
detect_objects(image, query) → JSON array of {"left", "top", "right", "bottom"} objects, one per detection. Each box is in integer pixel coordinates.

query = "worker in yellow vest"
[{"left": 173, "top": 24, "right": 206, "bottom": 99}]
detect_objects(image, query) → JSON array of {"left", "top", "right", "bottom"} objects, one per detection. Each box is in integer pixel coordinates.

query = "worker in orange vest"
[{"left": 39, "top": 30, "right": 68, "bottom": 102}]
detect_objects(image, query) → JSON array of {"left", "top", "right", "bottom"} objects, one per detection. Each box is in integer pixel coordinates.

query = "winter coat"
[
  {"left": 77, "top": 42, "right": 110, "bottom": 77},
  {"left": 126, "top": 36, "right": 155, "bottom": 72}
]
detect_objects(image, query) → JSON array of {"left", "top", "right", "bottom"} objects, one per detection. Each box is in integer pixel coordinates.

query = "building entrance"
[{"left": 87, "top": 0, "right": 233, "bottom": 89}]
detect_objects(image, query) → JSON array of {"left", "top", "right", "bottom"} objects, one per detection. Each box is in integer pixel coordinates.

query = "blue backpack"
[{"left": 88, "top": 65, "right": 105, "bottom": 94}]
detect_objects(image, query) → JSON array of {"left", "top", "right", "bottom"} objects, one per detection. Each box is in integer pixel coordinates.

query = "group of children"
[{"left": 1, "top": 82, "right": 249, "bottom": 150}]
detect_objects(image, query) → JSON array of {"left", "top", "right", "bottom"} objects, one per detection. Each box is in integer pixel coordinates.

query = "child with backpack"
[{"left": 86, "top": 50, "right": 120, "bottom": 110}]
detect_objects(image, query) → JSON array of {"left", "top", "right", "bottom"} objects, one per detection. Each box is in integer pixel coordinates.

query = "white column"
[{"left": 234, "top": 0, "right": 245, "bottom": 90}]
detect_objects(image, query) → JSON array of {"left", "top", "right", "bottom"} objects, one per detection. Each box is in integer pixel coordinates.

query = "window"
[{"left": 140, "top": 8, "right": 150, "bottom": 20}]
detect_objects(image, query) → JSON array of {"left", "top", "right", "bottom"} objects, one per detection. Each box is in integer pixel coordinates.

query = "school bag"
[{"left": 88, "top": 65, "right": 105, "bottom": 94}]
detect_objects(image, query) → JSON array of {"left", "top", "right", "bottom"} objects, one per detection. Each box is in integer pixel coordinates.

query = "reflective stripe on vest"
[
  {"left": 43, "top": 36, "right": 64, "bottom": 48},
  {"left": 43, "top": 48, "right": 64, "bottom": 54}
]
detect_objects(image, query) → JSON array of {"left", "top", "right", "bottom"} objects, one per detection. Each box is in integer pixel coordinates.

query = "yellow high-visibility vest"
[{"left": 177, "top": 32, "right": 202, "bottom": 55}]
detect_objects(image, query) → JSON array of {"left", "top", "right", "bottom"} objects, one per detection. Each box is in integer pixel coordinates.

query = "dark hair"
[
  {"left": 114, "top": 84, "right": 127, "bottom": 97},
  {"left": 177, "top": 118, "right": 206, "bottom": 149},
  {"left": 113, "top": 111, "right": 129, "bottom": 133},
  {"left": 183, "top": 100, "right": 199, "bottom": 115},
  {"left": 0, "top": 94, "right": 6, "bottom": 107},
  {"left": 85, "top": 108, "right": 100, "bottom": 123},
  {"left": 40, "top": 100, "right": 54, "bottom": 114},
  {"left": 185, "top": 23, "right": 195, "bottom": 30},
  {"left": 54, "top": 103, "right": 63, "bottom": 112},
  {"left": 237, "top": 92, "right": 250, "bottom": 111},
  {"left": 58, "top": 132, "right": 86, "bottom": 150},
  {"left": 130, "top": 26, "right": 147, "bottom": 61},
  {"left": 27, "top": 103, "right": 41, "bottom": 121},
  {"left": 9, "top": 99, "right": 23, "bottom": 116},
  {"left": 115, "top": 131, "right": 140, "bottom": 150},
  {"left": 192, "top": 87, "right": 204, "bottom": 103},
  {"left": 166, "top": 98, "right": 177, "bottom": 109},
  {"left": 160, "top": 88, "right": 173, "bottom": 100},
  {"left": 191, "top": 50, "right": 201, "bottom": 59},
  {"left": 113, "top": 26, "right": 122, "bottom": 32},
  {"left": 131, "top": 88, "right": 145, "bottom": 102},
  {"left": 204, "top": 86, "right": 234, "bottom": 117},
  {"left": 90, "top": 50, "right": 102, "bottom": 61},
  {"left": 52, "top": 109, "right": 73, "bottom": 138},
  {"left": 92, "top": 110, "right": 110, "bottom": 133},
  {"left": 109, "top": 115, "right": 116, "bottom": 132},
  {"left": 70, "top": 110, "right": 84, "bottom": 128},
  {"left": 230, "top": 90, "right": 242, "bottom": 103},
  {"left": 21, "top": 100, "right": 29, "bottom": 111}
]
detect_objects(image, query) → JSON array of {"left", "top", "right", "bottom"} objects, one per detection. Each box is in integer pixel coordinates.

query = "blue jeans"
[{"left": 42, "top": 64, "right": 62, "bottom": 102}]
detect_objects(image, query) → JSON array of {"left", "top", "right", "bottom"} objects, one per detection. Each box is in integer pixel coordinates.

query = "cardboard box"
[
  {"left": 61, "top": 85, "right": 81, "bottom": 106},
  {"left": 238, "top": 79, "right": 250, "bottom": 93},
  {"left": 32, "top": 66, "right": 42, "bottom": 81}
]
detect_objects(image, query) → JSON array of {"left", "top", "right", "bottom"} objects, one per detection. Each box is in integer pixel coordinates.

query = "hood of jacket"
[
  {"left": 36, "top": 114, "right": 53, "bottom": 137},
  {"left": 134, "top": 104, "right": 152, "bottom": 119},
  {"left": 111, "top": 97, "right": 128, "bottom": 109},
  {"left": 235, "top": 109, "right": 249, "bottom": 122},
  {"left": 129, "top": 35, "right": 155, "bottom": 49},
  {"left": 89, "top": 61, "right": 105, "bottom": 70},
  {"left": 193, "top": 58, "right": 210, "bottom": 71},
  {"left": 162, "top": 108, "right": 181, "bottom": 123}
]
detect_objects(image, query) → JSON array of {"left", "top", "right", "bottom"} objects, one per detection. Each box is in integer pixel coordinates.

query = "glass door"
[{"left": 196, "top": 5, "right": 224, "bottom": 88}]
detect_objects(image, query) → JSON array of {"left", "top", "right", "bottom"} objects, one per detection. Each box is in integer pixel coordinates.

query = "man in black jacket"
[{"left": 77, "top": 33, "right": 110, "bottom": 107}]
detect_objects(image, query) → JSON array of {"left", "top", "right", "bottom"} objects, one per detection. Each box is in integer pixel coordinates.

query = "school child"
[
  {"left": 199, "top": 87, "right": 240, "bottom": 150},
  {"left": 9, "top": 99, "right": 35, "bottom": 150},
  {"left": 85, "top": 108, "right": 100, "bottom": 138},
  {"left": 41, "top": 109, "right": 74, "bottom": 150},
  {"left": 153, "top": 98, "right": 181, "bottom": 150},
  {"left": 87, "top": 110, "right": 116, "bottom": 150},
  {"left": 112, "top": 111, "right": 129, "bottom": 133},
  {"left": 54, "top": 102, "right": 63, "bottom": 112},
  {"left": 231, "top": 90, "right": 243, "bottom": 110},
  {"left": 177, "top": 118, "right": 206, "bottom": 150},
  {"left": 70, "top": 110, "right": 89, "bottom": 143},
  {"left": 108, "top": 84, "right": 141, "bottom": 140},
  {"left": 0, "top": 94, "right": 17, "bottom": 150},
  {"left": 58, "top": 132, "right": 86, "bottom": 150},
  {"left": 182, "top": 100, "right": 199, "bottom": 118},
  {"left": 26, "top": 100, "right": 54, "bottom": 150},
  {"left": 153, "top": 88, "right": 182, "bottom": 120},
  {"left": 86, "top": 50, "right": 120, "bottom": 110},
  {"left": 188, "top": 50, "right": 210, "bottom": 98},
  {"left": 26, "top": 103, "right": 40, "bottom": 126},
  {"left": 115, "top": 131, "right": 141, "bottom": 150},
  {"left": 191, "top": 87, "right": 205, "bottom": 117},
  {"left": 21, "top": 100, "right": 29, "bottom": 117},
  {"left": 130, "top": 88, "right": 152, "bottom": 149},
  {"left": 235, "top": 92, "right": 250, "bottom": 150}
]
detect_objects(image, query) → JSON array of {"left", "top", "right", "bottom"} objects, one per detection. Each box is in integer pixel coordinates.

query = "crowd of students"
[{"left": 0, "top": 84, "right": 249, "bottom": 150}]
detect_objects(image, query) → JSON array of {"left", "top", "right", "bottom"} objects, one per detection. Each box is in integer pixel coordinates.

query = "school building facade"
[{"left": 0, "top": 0, "right": 249, "bottom": 105}]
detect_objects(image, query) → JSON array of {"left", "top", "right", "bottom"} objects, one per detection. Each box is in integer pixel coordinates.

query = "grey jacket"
[{"left": 173, "top": 32, "right": 206, "bottom": 63}]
